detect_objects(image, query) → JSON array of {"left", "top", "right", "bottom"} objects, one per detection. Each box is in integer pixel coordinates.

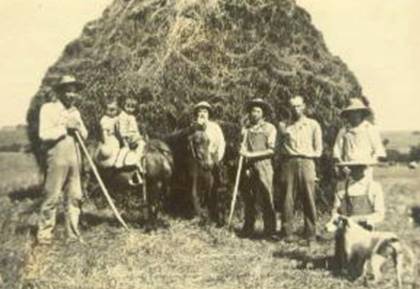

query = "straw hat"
[{"left": 341, "top": 98, "right": 371, "bottom": 115}]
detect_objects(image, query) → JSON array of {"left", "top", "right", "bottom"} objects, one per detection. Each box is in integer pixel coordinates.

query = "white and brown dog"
[{"left": 325, "top": 215, "right": 414, "bottom": 288}]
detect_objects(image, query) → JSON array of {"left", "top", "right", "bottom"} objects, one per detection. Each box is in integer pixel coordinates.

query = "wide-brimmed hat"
[
  {"left": 245, "top": 98, "right": 272, "bottom": 116},
  {"left": 341, "top": 98, "right": 371, "bottom": 116},
  {"left": 193, "top": 101, "right": 212, "bottom": 114},
  {"left": 55, "top": 75, "right": 85, "bottom": 92}
]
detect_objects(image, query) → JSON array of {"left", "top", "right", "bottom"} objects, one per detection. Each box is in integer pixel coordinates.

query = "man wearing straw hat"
[
  {"left": 279, "top": 96, "right": 323, "bottom": 244},
  {"left": 238, "top": 98, "right": 277, "bottom": 239},
  {"left": 37, "top": 75, "right": 88, "bottom": 245},
  {"left": 333, "top": 97, "right": 386, "bottom": 179}
]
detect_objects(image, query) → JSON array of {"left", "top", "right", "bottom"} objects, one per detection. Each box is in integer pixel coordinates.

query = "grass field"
[{"left": 0, "top": 152, "right": 419, "bottom": 289}]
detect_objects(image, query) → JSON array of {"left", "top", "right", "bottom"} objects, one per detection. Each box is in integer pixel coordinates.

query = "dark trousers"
[
  {"left": 241, "top": 166, "right": 276, "bottom": 234},
  {"left": 280, "top": 157, "right": 317, "bottom": 237}
]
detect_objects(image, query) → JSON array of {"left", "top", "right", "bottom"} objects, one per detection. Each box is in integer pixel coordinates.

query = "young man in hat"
[
  {"left": 330, "top": 161, "right": 385, "bottom": 230},
  {"left": 333, "top": 98, "right": 386, "bottom": 178},
  {"left": 327, "top": 160, "right": 385, "bottom": 273},
  {"left": 37, "top": 75, "right": 88, "bottom": 245},
  {"left": 192, "top": 101, "right": 226, "bottom": 224},
  {"left": 279, "top": 96, "right": 323, "bottom": 243},
  {"left": 239, "top": 98, "right": 277, "bottom": 239}
]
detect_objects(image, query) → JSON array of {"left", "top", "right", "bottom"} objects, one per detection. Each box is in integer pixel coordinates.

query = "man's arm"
[
  {"left": 39, "top": 104, "right": 67, "bottom": 141},
  {"left": 368, "top": 124, "right": 387, "bottom": 160},
  {"left": 67, "top": 110, "right": 88, "bottom": 140},
  {"left": 313, "top": 121, "right": 323, "bottom": 158},
  {"left": 333, "top": 128, "right": 345, "bottom": 162}
]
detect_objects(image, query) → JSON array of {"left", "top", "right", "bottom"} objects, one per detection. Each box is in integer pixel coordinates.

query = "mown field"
[{"left": 0, "top": 152, "right": 419, "bottom": 289}]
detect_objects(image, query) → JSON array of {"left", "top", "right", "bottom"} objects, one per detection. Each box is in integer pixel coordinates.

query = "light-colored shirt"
[
  {"left": 333, "top": 120, "right": 386, "bottom": 164},
  {"left": 100, "top": 115, "right": 118, "bottom": 142},
  {"left": 203, "top": 120, "right": 226, "bottom": 162},
  {"left": 39, "top": 101, "right": 88, "bottom": 141},
  {"left": 117, "top": 111, "right": 141, "bottom": 143},
  {"left": 280, "top": 116, "right": 323, "bottom": 158},
  {"left": 332, "top": 177, "right": 385, "bottom": 225}
]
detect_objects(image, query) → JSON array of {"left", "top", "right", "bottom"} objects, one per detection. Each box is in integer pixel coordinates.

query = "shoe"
[
  {"left": 237, "top": 226, "right": 254, "bottom": 238},
  {"left": 264, "top": 233, "right": 281, "bottom": 242},
  {"left": 281, "top": 234, "right": 299, "bottom": 243},
  {"left": 66, "top": 236, "right": 85, "bottom": 245}
]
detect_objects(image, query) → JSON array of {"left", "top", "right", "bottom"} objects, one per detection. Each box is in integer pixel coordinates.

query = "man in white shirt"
[
  {"left": 194, "top": 101, "right": 226, "bottom": 163},
  {"left": 193, "top": 101, "right": 226, "bottom": 225},
  {"left": 37, "top": 75, "right": 88, "bottom": 245},
  {"left": 279, "top": 96, "right": 323, "bottom": 243}
]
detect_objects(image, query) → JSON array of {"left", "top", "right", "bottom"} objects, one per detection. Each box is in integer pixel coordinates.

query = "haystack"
[{"left": 26, "top": 0, "right": 363, "bottom": 208}]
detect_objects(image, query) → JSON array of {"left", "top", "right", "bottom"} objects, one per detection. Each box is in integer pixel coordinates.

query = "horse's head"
[{"left": 188, "top": 129, "right": 214, "bottom": 171}]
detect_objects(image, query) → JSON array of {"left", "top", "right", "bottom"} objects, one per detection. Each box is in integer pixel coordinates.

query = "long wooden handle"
[
  {"left": 227, "top": 155, "right": 245, "bottom": 228},
  {"left": 227, "top": 129, "right": 248, "bottom": 229},
  {"left": 75, "top": 132, "right": 129, "bottom": 230}
]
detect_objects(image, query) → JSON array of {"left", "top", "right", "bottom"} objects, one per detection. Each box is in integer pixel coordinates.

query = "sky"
[{"left": 0, "top": 1, "right": 419, "bottom": 131}]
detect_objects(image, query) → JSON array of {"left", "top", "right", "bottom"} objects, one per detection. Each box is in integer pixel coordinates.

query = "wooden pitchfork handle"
[
  {"left": 74, "top": 131, "right": 129, "bottom": 230},
  {"left": 227, "top": 129, "right": 249, "bottom": 229}
]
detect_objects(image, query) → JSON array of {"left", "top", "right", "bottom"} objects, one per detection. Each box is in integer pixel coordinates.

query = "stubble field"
[{"left": 0, "top": 152, "right": 418, "bottom": 289}]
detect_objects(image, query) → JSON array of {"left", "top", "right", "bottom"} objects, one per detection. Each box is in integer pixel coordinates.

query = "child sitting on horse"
[
  {"left": 116, "top": 96, "right": 146, "bottom": 181},
  {"left": 96, "top": 97, "right": 121, "bottom": 168}
]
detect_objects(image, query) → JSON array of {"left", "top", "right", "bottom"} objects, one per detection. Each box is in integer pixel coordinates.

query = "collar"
[
  {"left": 248, "top": 120, "right": 267, "bottom": 131},
  {"left": 289, "top": 115, "right": 310, "bottom": 127}
]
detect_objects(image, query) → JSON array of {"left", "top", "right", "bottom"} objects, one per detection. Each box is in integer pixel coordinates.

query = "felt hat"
[
  {"left": 193, "top": 101, "right": 212, "bottom": 114},
  {"left": 245, "top": 98, "right": 272, "bottom": 116},
  {"left": 55, "top": 75, "right": 85, "bottom": 92}
]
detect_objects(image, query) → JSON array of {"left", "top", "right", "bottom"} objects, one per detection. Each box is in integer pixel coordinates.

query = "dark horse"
[
  {"left": 86, "top": 139, "right": 173, "bottom": 226},
  {"left": 170, "top": 128, "right": 221, "bottom": 225}
]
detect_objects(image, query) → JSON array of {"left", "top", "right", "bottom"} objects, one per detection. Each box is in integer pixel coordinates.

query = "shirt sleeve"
[
  {"left": 267, "top": 124, "right": 277, "bottom": 150},
  {"left": 75, "top": 110, "right": 88, "bottom": 140},
  {"left": 38, "top": 104, "right": 66, "bottom": 141},
  {"left": 215, "top": 124, "right": 226, "bottom": 162},
  {"left": 129, "top": 115, "right": 141, "bottom": 139},
  {"left": 333, "top": 128, "right": 345, "bottom": 161},
  {"left": 368, "top": 124, "right": 386, "bottom": 159},
  {"left": 313, "top": 121, "right": 323, "bottom": 158}
]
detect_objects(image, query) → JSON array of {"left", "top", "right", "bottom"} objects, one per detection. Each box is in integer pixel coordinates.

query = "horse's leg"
[{"left": 206, "top": 172, "right": 218, "bottom": 225}]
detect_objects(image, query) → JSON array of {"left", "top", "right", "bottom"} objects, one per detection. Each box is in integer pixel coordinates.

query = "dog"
[{"left": 325, "top": 215, "right": 414, "bottom": 288}]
